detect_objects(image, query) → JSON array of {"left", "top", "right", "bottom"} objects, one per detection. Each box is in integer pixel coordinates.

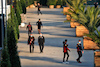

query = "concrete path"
[{"left": 17, "top": 8, "right": 94, "bottom": 67}]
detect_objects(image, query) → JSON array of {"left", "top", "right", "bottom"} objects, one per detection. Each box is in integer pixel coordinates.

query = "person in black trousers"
[
  {"left": 38, "top": 33, "right": 45, "bottom": 53},
  {"left": 26, "top": 22, "right": 32, "bottom": 36},
  {"left": 37, "top": 3, "right": 42, "bottom": 15},
  {"left": 63, "top": 39, "right": 70, "bottom": 64},
  {"left": 76, "top": 40, "right": 84, "bottom": 63},
  {"left": 94, "top": 2, "right": 98, "bottom": 8},
  {"left": 28, "top": 34, "right": 35, "bottom": 53},
  {"left": 36, "top": 19, "right": 43, "bottom": 34}
]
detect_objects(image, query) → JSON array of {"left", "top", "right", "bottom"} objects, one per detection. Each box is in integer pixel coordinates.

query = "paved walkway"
[{"left": 18, "top": 8, "right": 94, "bottom": 67}]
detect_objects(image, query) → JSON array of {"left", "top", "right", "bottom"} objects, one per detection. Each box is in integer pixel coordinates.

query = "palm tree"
[
  {"left": 76, "top": 6, "right": 100, "bottom": 32},
  {"left": 64, "top": 0, "right": 86, "bottom": 22},
  {"left": 85, "top": 28, "right": 100, "bottom": 48},
  {"left": 65, "top": 0, "right": 100, "bottom": 33},
  {"left": 65, "top": 0, "right": 100, "bottom": 48}
]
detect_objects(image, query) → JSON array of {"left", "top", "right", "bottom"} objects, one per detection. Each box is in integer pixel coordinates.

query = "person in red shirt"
[
  {"left": 26, "top": 22, "right": 32, "bottom": 36},
  {"left": 63, "top": 39, "right": 70, "bottom": 64},
  {"left": 28, "top": 34, "right": 35, "bottom": 53}
]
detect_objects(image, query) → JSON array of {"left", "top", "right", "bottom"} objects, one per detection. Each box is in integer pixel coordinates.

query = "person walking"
[
  {"left": 36, "top": 19, "right": 43, "bottom": 34},
  {"left": 26, "top": 22, "right": 32, "bottom": 36},
  {"left": 76, "top": 40, "right": 84, "bottom": 63},
  {"left": 38, "top": 33, "right": 45, "bottom": 53},
  {"left": 94, "top": 2, "right": 98, "bottom": 8},
  {"left": 37, "top": 3, "right": 42, "bottom": 15},
  {"left": 28, "top": 34, "right": 35, "bottom": 53},
  {"left": 63, "top": 39, "right": 70, "bottom": 64}
]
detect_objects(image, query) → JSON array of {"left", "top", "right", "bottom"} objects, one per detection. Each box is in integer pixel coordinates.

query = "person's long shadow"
[
  {"left": 20, "top": 56, "right": 62, "bottom": 63},
  {"left": 20, "top": 56, "right": 86, "bottom": 66}
]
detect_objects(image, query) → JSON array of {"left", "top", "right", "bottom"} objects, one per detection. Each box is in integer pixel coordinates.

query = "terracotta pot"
[
  {"left": 63, "top": 7, "right": 70, "bottom": 15},
  {"left": 76, "top": 26, "right": 89, "bottom": 37},
  {"left": 26, "top": 6, "right": 29, "bottom": 9},
  {"left": 83, "top": 37, "right": 99, "bottom": 50},
  {"left": 66, "top": 15, "right": 71, "bottom": 21},
  {"left": 29, "top": 4, "right": 34, "bottom": 8},
  {"left": 49, "top": 5, "right": 54, "bottom": 9},
  {"left": 56, "top": 5, "right": 61, "bottom": 8},
  {"left": 95, "top": 51, "right": 100, "bottom": 67},
  {"left": 70, "top": 19, "right": 80, "bottom": 28}
]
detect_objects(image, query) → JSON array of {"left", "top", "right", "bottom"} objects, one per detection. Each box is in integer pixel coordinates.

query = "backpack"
[{"left": 28, "top": 25, "right": 31, "bottom": 31}]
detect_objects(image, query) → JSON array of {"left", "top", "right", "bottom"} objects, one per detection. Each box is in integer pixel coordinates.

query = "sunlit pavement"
[{"left": 17, "top": 8, "right": 94, "bottom": 67}]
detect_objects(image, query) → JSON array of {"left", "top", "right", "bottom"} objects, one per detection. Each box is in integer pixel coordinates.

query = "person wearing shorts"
[{"left": 36, "top": 19, "right": 43, "bottom": 34}]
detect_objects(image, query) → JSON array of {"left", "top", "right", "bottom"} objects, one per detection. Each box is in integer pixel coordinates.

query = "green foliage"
[
  {"left": 20, "top": 0, "right": 26, "bottom": 14},
  {"left": 85, "top": 29, "right": 100, "bottom": 48},
  {"left": 65, "top": 0, "right": 100, "bottom": 48},
  {"left": 61, "top": 0, "right": 66, "bottom": 6},
  {"left": 10, "top": 5, "right": 19, "bottom": 42},
  {"left": 18, "top": 1, "right": 22, "bottom": 13},
  {"left": 16, "top": 0, "right": 22, "bottom": 25},
  {"left": 0, "top": 39, "right": 11, "bottom": 67},
  {"left": 65, "top": 0, "right": 100, "bottom": 32},
  {"left": 56, "top": 0, "right": 62, "bottom": 5},
  {"left": 7, "top": 5, "right": 21, "bottom": 67},
  {"left": 7, "top": 27, "right": 21, "bottom": 67},
  {"left": 34, "top": 0, "right": 40, "bottom": 2},
  {"left": 47, "top": 0, "right": 57, "bottom": 6}
]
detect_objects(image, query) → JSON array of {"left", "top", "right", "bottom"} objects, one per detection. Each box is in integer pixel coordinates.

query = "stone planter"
[
  {"left": 63, "top": 7, "right": 70, "bottom": 15},
  {"left": 29, "top": 4, "right": 34, "bottom": 8},
  {"left": 76, "top": 26, "right": 89, "bottom": 37},
  {"left": 56, "top": 5, "right": 61, "bottom": 8},
  {"left": 49, "top": 5, "right": 54, "bottom": 9},
  {"left": 70, "top": 19, "right": 80, "bottom": 28},
  {"left": 66, "top": 15, "right": 71, "bottom": 21},
  {"left": 83, "top": 37, "right": 99, "bottom": 50},
  {"left": 95, "top": 51, "right": 100, "bottom": 67},
  {"left": 26, "top": 6, "right": 30, "bottom": 9}
]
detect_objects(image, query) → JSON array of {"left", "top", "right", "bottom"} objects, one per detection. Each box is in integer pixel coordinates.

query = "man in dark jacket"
[
  {"left": 36, "top": 19, "right": 43, "bottom": 34},
  {"left": 26, "top": 22, "right": 32, "bottom": 36},
  {"left": 63, "top": 39, "right": 70, "bottom": 64},
  {"left": 37, "top": 3, "right": 42, "bottom": 15},
  {"left": 38, "top": 33, "right": 45, "bottom": 53},
  {"left": 28, "top": 34, "right": 35, "bottom": 53},
  {"left": 76, "top": 40, "right": 83, "bottom": 63}
]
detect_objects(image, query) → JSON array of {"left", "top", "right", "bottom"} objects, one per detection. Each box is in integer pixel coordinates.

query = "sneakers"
[
  {"left": 79, "top": 61, "right": 82, "bottom": 63},
  {"left": 76, "top": 59, "right": 79, "bottom": 62},
  {"left": 63, "top": 61, "right": 69, "bottom": 64},
  {"left": 65, "top": 61, "right": 69, "bottom": 64},
  {"left": 63, "top": 62, "right": 66, "bottom": 64},
  {"left": 76, "top": 59, "right": 82, "bottom": 63}
]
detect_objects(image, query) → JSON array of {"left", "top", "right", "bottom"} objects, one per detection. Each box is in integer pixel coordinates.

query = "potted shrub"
[
  {"left": 47, "top": 0, "right": 56, "bottom": 9},
  {"left": 56, "top": 0, "right": 62, "bottom": 8}
]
